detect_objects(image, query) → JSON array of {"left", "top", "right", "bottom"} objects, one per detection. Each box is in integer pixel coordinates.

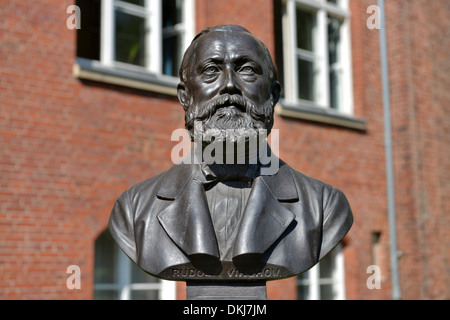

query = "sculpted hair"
[{"left": 179, "top": 25, "right": 278, "bottom": 85}]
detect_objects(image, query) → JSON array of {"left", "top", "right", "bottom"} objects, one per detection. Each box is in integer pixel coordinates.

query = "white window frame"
[
  {"left": 94, "top": 242, "right": 176, "bottom": 300},
  {"left": 281, "top": 0, "right": 353, "bottom": 115},
  {"left": 297, "top": 244, "right": 346, "bottom": 300},
  {"left": 100, "top": 0, "right": 195, "bottom": 77}
]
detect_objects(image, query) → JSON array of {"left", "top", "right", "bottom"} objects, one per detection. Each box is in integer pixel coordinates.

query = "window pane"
[
  {"left": 296, "top": 8, "right": 317, "bottom": 51},
  {"left": 121, "top": 0, "right": 145, "bottom": 6},
  {"left": 319, "top": 252, "right": 333, "bottom": 279},
  {"left": 94, "top": 289, "right": 119, "bottom": 300},
  {"left": 297, "top": 58, "right": 317, "bottom": 101},
  {"left": 329, "top": 69, "right": 342, "bottom": 110},
  {"left": 328, "top": 15, "right": 343, "bottom": 110},
  {"left": 163, "top": 0, "right": 183, "bottom": 28},
  {"left": 131, "top": 262, "right": 160, "bottom": 283},
  {"left": 162, "top": 0, "right": 184, "bottom": 77},
  {"left": 320, "top": 284, "right": 334, "bottom": 300},
  {"left": 131, "top": 290, "right": 159, "bottom": 300},
  {"left": 76, "top": 0, "right": 101, "bottom": 60},
  {"left": 115, "top": 10, "right": 147, "bottom": 66},
  {"left": 94, "top": 230, "right": 165, "bottom": 300},
  {"left": 163, "top": 34, "right": 183, "bottom": 77},
  {"left": 94, "top": 231, "right": 118, "bottom": 284},
  {"left": 297, "top": 271, "right": 308, "bottom": 282},
  {"left": 327, "top": 0, "right": 344, "bottom": 7},
  {"left": 297, "top": 284, "right": 310, "bottom": 300},
  {"left": 328, "top": 15, "right": 342, "bottom": 65}
]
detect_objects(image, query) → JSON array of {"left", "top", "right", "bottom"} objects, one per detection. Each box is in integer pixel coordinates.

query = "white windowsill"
[
  {"left": 73, "top": 57, "right": 179, "bottom": 96},
  {"left": 276, "top": 99, "right": 366, "bottom": 131}
]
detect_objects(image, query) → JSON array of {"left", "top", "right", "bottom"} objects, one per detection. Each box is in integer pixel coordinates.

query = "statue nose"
[{"left": 220, "top": 68, "right": 241, "bottom": 95}]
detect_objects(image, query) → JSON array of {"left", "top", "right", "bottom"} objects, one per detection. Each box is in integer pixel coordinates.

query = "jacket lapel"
[
  {"left": 233, "top": 162, "right": 298, "bottom": 258},
  {"left": 155, "top": 161, "right": 299, "bottom": 261},
  {"left": 156, "top": 164, "right": 220, "bottom": 259}
]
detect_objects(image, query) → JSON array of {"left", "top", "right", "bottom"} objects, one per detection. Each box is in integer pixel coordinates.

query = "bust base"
[{"left": 186, "top": 281, "right": 267, "bottom": 300}]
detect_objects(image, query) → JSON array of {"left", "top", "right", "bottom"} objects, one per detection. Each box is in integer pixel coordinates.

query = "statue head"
[{"left": 177, "top": 25, "right": 281, "bottom": 145}]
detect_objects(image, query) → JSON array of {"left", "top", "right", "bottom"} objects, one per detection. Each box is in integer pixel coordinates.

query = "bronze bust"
[{"left": 109, "top": 25, "right": 353, "bottom": 284}]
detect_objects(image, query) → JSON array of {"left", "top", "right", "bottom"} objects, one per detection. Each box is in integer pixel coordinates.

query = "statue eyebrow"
[
  {"left": 233, "top": 56, "right": 263, "bottom": 73},
  {"left": 196, "top": 55, "right": 262, "bottom": 73},
  {"left": 197, "top": 57, "right": 224, "bottom": 71},
  {"left": 210, "top": 57, "right": 225, "bottom": 64},
  {"left": 233, "top": 55, "right": 257, "bottom": 65}
]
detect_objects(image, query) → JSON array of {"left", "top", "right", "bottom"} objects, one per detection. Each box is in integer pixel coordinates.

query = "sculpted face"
[{"left": 178, "top": 26, "right": 280, "bottom": 144}]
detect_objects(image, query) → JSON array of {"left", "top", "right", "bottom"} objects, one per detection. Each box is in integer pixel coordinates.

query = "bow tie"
[{"left": 200, "top": 163, "right": 260, "bottom": 183}]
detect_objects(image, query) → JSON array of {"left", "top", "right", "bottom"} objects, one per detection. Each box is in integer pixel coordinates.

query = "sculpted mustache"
[
  {"left": 199, "top": 94, "right": 254, "bottom": 118},
  {"left": 193, "top": 94, "right": 274, "bottom": 124},
  {"left": 186, "top": 94, "right": 252, "bottom": 131},
  {"left": 185, "top": 94, "right": 274, "bottom": 135}
]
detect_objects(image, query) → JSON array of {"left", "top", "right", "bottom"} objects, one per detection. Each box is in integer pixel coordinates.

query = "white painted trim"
[
  {"left": 117, "top": 249, "right": 131, "bottom": 300},
  {"left": 284, "top": 0, "right": 298, "bottom": 103},
  {"left": 296, "top": 48, "right": 319, "bottom": 61},
  {"left": 317, "top": 7, "right": 329, "bottom": 108},
  {"left": 184, "top": 0, "right": 196, "bottom": 49},
  {"left": 296, "top": 244, "right": 347, "bottom": 300},
  {"left": 73, "top": 62, "right": 178, "bottom": 96},
  {"left": 334, "top": 245, "right": 346, "bottom": 300},
  {"left": 295, "top": 0, "right": 349, "bottom": 17},
  {"left": 340, "top": 12, "right": 354, "bottom": 115},
  {"left": 276, "top": 102, "right": 366, "bottom": 131},
  {"left": 115, "top": 0, "right": 150, "bottom": 17},
  {"left": 148, "top": 0, "right": 162, "bottom": 73},
  {"left": 93, "top": 234, "right": 172, "bottom": 300},
  {"left": 282, "top": 0, "right": 353, "bottom": 114},
  {"left": 101, "top": 0, "right": 114, "bottom": 66},
  {"left": 160, "top": 280, "right": 176, "bottom": 300},
  {"left": 309, "top": 264, "right": 319, "bottom": 300},
  {"left": 99, "top": 0, "right": 193, "bottom": 76}
]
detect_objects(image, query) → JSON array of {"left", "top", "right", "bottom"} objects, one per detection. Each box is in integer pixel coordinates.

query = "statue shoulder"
[
  {"left": 283, "top": 165, "right": 353, "bottom": 258},
  {"left": 120, "top": 163, "right": 192, "bottom": 202},
  {"left": 286, "top": 165, "right": 337, "bottom": 197},
  {"left": 288, "top": 166, "right": 352, "bottom": 219},
  {"left": 107, "top": 166, "right": 181, "bottom": 262}
]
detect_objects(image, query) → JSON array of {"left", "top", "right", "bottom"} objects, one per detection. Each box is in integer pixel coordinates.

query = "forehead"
[{"left": 194, "top": 31, "right": 265, "bottom": 63}]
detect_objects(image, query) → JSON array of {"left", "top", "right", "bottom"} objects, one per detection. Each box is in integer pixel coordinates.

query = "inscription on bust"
[{"left": 159, "top": 261, "right": 289, "bottom": 281}]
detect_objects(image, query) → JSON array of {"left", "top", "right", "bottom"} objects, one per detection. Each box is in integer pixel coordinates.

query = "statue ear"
[
  {"left": 177, "top": 82, "right": 190, "bottom": 111},
  {"left": 271, "top": 81, "right": 281, "bottom": 105}
]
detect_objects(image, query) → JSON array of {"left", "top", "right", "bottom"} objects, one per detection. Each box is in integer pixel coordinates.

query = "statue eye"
[
  {"left": 239, "top": 66, "right": 255, "bottom": 74},
  {"left": 203, "top": 66, "right": 219, "bottom": 74}
]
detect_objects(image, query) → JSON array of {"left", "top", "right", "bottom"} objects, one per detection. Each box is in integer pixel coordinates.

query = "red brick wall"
[
  {"left": 341, "top": 0, "right": 391, "bottom": 300},
  {"left": 195, "top": 0, "right": 276, "bottom": 57},
  {"left": 0, "top": 0, "right": 184, "bottom": 299},
  {"left": 0, "top": 0, "right": 447, "bottom": 300},
  {"left": 384, "top": 0, "right": 449, "bottom": 300}
]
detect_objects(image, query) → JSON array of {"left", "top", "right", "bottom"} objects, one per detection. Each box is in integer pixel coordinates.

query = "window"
[
  {"left": 297, "top": 244, "right": 346, "bottom": 300},
  {"left": 94, "top": 230, "right": 176, "bottom": 300},
  {"left": 279, "top": 0, "right": 353, "bottom": 114},
  {"left": 76, "top": 0, "right": 194, "bottom": 86}
]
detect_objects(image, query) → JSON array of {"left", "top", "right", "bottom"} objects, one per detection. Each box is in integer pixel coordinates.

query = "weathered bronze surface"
[{"left": 109, "top": 25, "right": 353, "bottom": 296}]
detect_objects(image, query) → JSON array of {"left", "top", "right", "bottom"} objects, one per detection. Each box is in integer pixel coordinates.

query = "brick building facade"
[{"left": 0, "top": 0, "right": 448, "bottom": 300}]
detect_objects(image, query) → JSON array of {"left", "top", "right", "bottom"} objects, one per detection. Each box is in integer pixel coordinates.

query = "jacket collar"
[
  {"left": 155, "top": 160, "right": 299, "bottom": 262},
  {"left": 155, "top": 158, "right": 299, "bottom": 202}
]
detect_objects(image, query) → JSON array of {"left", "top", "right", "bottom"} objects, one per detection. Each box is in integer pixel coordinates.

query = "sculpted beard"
[{"left": 185, "top": 94, "right": 275, "bottom": 144}]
